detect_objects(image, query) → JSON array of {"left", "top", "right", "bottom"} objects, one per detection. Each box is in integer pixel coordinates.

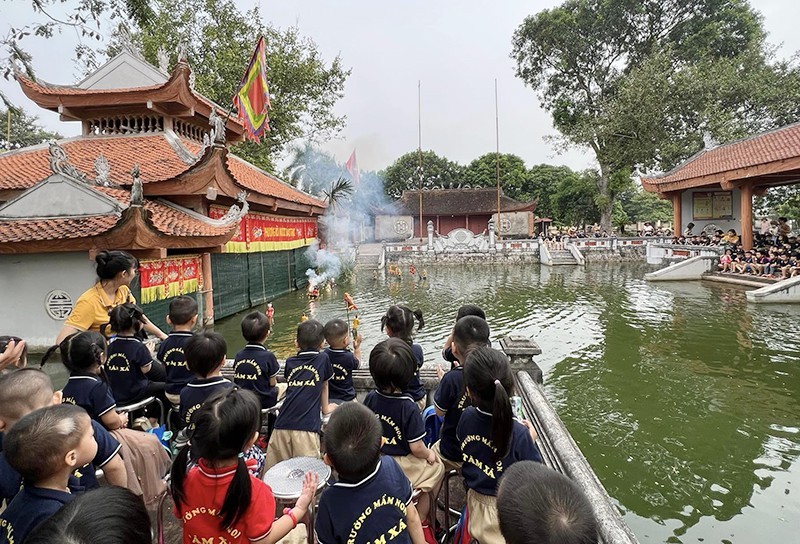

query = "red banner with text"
[
  {"left": 209, "top": 207, "right": 317, "bottom": 253},
  {"left": 138, "top": 256, "right": 202, "bottom": 304}
]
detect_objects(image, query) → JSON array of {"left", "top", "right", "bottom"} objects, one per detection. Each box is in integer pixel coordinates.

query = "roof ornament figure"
[
  {"left": 176, "top": 42, "right": 189, "bottom": 63},
  {"left": 217, "top": 190, "right": 249, "bottom": 225},
  {"left": 48, "top": 141, "right": 88, "bottom": 183},
  {"left": 130, "top": 164, "right": 144, "bottom": 207},
  {"left": 208, "top": 109, "right": 227, "bottom": 145},
  {"left": 156, "top": 48, "right": 170, "bottom": 73},
  {"left": 702, "top": 132, "right": 718, "bottom": 150},
  {"left": 93, "top": 154, "right": 112, "bottom": 187}
]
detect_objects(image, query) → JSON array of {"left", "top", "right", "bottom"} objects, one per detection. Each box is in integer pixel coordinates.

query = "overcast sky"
[{"left": 2, "top": 0, "right": 800, "bottom": 173}]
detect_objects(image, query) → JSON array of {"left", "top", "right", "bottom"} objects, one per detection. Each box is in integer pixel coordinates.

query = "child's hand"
[
  {"left": 426, "top": 449, "right": 437, "bottom": 465},
  {"left": 436, "top": 364, "right": 444, "bottom": 381},
  {"left": 118, "top": 411, "right": 129, "bottom": 429},
  {"left": 354, "top": 333, "right": 363, "bottom": 348},
  {"left": 522, "top": 419, "right": 538, "bottom": 442},
  {"left": 294, "top": 471, "right": 319, "bottom": 512}
]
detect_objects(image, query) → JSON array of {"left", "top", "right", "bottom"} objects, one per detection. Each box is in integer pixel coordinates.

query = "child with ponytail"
[
  {"left": 457, "top": 346, "right": 543, "bottom": 543},
  {"left": 171, "top": 388, "right": 317, "bottom": 544},
  {"left": 381, "top": 305, "right": 426, "bottom": 410}
]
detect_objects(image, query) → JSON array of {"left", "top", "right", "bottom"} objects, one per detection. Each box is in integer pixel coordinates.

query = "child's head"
[
  {"left": 42, "top": 332, "right": 107, "bottom": 375},
  {"left": 452, "top": 316, "right": 491, "bottom": 362},
  {"left": 5, "top": 404, "right": 97, "bottom": 484},
  {"left": 26, "top": 486, "right": 152, "bottom": 544},
  {"left": 380, "top": 305, "right": 424, "bottom": 342},
  {"left": 107, "top": 303, "right": 145, "bottom": 335},
  {"left": 185, "top": 331, "right": 227, "bottom": 378},
  {"left": 455, "top": 304, "right": 486, "bottom": 321},
  {"left": 497, "top": 461, "right": 598, "bottom": 544},
  {"left": 323, "top": 319, "right": 350, "bottom": 349},
  {"left": 297, "top": 319, "right": 325, "bottom": 351},
  {"left": 464, "top": 347, "right": 514, "bottom": 460},
  {"left": 324, "top": 402, "right": 382, "bottom": 482},
  {"left": 241, "top": 311, "right": 271, "bottom": 344},
  {"left": 369, "top": 338, "right": 416, "bottom": 393},
  {"left": 0, "top": 368, "right": 58, "bottom": 432},
  {"left": 168, "top": 296, "right": 199, "bottom": 329},
  {"left": 171, "top": 388, "right": 261, "bottom": 530}
]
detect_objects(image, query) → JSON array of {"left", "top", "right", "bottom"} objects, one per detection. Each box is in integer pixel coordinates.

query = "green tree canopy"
[
  {"left": 525, "top": 164, "right": 581, "bottom": 218},
  {"left": 382, "top": 150, "right": 464, "bottom": 199},
  {"left": 512, "top": 0, "right": 798, "bottom": 231},
  {"left": 101, "top": 0, "right": 348, "bottom": 171},
  {"left": 619, "top": 187, "right": 674, "bottom": 226},
  {"left": 462, "top": 153, "right": 529, "bottom": 199},
  {"left": 552, "top": 170, "right": 600, "bottom": 227},
  {"left": 0, "top": 106, "right": 61, "bottom": 150},
  {"left": 283, "top": 143, "right": 344, "bottom": 196}
]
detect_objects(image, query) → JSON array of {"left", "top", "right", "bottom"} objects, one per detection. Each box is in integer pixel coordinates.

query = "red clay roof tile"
[
  {"left": 226, "top": 155, "right": 325, "bottom": 208},
  {"left": 0, "top": 215, "right": 119, "bottom": 243}
]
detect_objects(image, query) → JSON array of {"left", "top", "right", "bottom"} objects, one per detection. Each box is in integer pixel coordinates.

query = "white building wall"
[
  {"left": 0, "top": 253, "right": 96, "bottom": 349},
  {"left": 680, "top": 188, "right": 743, "bottom": 234}
]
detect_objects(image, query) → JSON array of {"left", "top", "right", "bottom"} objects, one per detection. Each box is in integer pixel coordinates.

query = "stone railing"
[{"left": 646, "top": 242, "right": 724, "bottom": 265}]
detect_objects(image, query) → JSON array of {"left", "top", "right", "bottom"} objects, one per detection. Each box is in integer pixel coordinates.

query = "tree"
[
  {"left": 524, "top": 164, "right": 580, "bottom": 217},
  {"left": 101, "top": 0, "right": 348, "bottom": 171},
  {"left": 0, "top": 106, "right": 61, "bottom": 150},
  {"left": 755, "top": 186, "right": 800, "bottom": 220},
  {"left": 619, "top": 187, "right": 674, "bottom": 226},
  {"left": 283, "top": 143, "right": 343, "bottom": 196},
  {"left": 382, "top": 150, "right": 464, "bottom": 199},
  {"left": 462, "top": 153, "right": 529, "bottom": 199},
  {"left": 551, "top": 170, "right": 600, "bottom": 227},
  {"left": 512, "top": 0, "right": 796, "bottom": 231}
]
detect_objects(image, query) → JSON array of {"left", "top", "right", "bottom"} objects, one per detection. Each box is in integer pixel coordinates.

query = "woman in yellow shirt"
[{"left": 56, "top": 251, "right": 167, "bottom": 344}]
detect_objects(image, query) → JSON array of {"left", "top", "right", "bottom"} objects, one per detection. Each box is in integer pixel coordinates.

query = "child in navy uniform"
[
  {"left": 316, "top": 402, "right": 426, "bottom": 544},
  {"left": 440, "top": 304, "right": 486, "bottom": 365},
  {"left": 265, "top": 320, "right": 335, "bottom": 469},
  {"left": 157, "top": 296, "right": 198, "bottom": 408},
  {"left": 381, "top": 305, "right": 426, "bottom": 411},
  {"left": 364, "top": 338, "right": 443, "bottom": 541},
  {"left": 0, "top": 368, "right": 126, "bottom": 505},
  {"left": 179, "top": 331, "right": 233, "bottom": 427},
  {"left": 48, "top": 332, "right": 128, "bottom": 431},
  {"left": 497, "top": 461, "right": 599, "bottom": 544},
  {"left": 433, "top": 315, "right": 490, "bottom": 472},
  {"left": 105, "top": 304, "right": 167, "bottom": 420},
  {"left": 0, "top": 405, "right": 98, "bottom": 543},
  {"left": 233, "top": 311, "right": 285, "bottom": 409},
  {"left": 457, "top": 347, "right": 543, "bottom": 543},
  {"left": 323, "top": 318, "right": 363, "bottom": 404}
]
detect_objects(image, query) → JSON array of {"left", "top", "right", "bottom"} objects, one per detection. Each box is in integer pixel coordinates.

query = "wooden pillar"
[
  {"left": 740, "top": 184, "right": 753, "bottom": 250},
  {"left": 436, "top": 216, "right": 440, "bottom": 233},
  {"left": 465, "top": 215, "right": 470, "bottom": 231},
  {"left": 671, "top": 192, "right": 682, "bottom": 236},
  {"left": 201, "top": 252, "right": 215, "bottom": 326}
]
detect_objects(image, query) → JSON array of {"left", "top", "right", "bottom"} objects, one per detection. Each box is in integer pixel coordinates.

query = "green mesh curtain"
[
  {"left": 211, "top": 253, "right": 250, "bottom": 319},
  {"left": 248, "top": 251, "right": 291, "bottom": 306},
  {"left": 293, "top": 247, "right": 312, "bottom": 288}
]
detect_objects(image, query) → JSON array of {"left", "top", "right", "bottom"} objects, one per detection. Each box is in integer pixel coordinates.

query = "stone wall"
[
  {"left": 581, "top": 246, "right": 648, "bottom": 262},
  {"left": 374, "top": 215, "right": 414, "bottom": 241},
  {"left": 386, "top": 252, "right": 540, "bottom": 265}
]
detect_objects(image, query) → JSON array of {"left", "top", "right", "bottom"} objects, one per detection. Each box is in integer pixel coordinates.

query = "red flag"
[
  {"left": 345, "top": 149, "right": 360, "bottom": 186},
  {"left": 233, "top": 36, "right": 271, "bottom": 141}
]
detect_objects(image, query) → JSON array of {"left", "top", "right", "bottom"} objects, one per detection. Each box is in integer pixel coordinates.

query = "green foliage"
[
  {"left": 512, "top": 0, "right": 798, "bottom": 230},
  {"left": 322, "top": 177, "right": 353, "bottom": 210},
  {"left": 552, "top": 170, "right": 601, "bottom": 227},
  {"left": 619, "top": 188, "right": 674, "bottom": 225},
  {"left": 524, "top": 164, "right": 578, "bottom": 217},
  {"left": 284, "top": 143, "right": 344, "bottom": 196},
  {"left": 382, "top": 150, "right": 465, "bottom": 199},
  {"left": 103, "top": 0, "right": 348, "bottom": 171},
  {"left": 755, "top": 186, "right": 800, "bottom": 219},
  {"left": 462, "top": 153, "right": 529, "bottom": 199},
  {"left": 0, "top": 106, "right": 61, "bottom": 150},
  {"left": 611, "top": 201, "right": 630, "bottom": 234}
]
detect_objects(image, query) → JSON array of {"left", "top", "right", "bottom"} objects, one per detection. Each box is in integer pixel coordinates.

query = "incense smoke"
[{"left": 305, "top": 240, "right": 342, "bottom": 289}]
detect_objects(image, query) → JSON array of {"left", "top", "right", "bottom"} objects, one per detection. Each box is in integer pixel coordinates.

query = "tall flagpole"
[
  {"left": 495, "top": 79, "right": 501, "bottom": 238},
  {"left": 418, "top": 80, "right": 423, "bottom": 239}
]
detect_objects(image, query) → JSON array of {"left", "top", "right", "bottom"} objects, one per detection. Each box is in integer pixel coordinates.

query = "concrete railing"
[
  {"left": 540, "top": 241, "right": 553, "bottom": 266},
  {"left": 646, "top": 243, "right": 723, "bottom": 265},
  {"left": 645, "top": 255, "right": 719, "bottom": 281},
  {"left": 567, "top": 243, "right": 586, "bottom": 265},
  {"left": 746, "top": 275, "right": 800, "bottom": 303}
]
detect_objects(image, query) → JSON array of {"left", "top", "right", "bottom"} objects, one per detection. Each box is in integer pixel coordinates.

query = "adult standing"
[{"left": 56, "top": 251, "right": 167, "bottom": 344}]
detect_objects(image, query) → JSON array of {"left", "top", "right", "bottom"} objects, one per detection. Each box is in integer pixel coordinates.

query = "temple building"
[
  {"left": 0, "top": 51, "right": 325, "bottom": 347},
  {"left": 642, "top": 123, "right": 800, "bottom": 249}
]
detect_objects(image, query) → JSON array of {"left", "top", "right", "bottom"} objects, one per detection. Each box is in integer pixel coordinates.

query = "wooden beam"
[
  {"left": 740, "top": 184, "right": 753, "bottom": 250},
  {"left": 201, "top": 252, "right": 214, "bottom": 326},
  {"left": 672, "top": 192, "right": 682, "bottom": 235}
]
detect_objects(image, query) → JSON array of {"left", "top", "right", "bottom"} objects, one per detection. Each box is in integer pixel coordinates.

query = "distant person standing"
[
  {"left": 760, "top": 217, "right": 771, "bottom": 236},
  {"left": 683, "top": 222, "right": 695, "bottom": 237},
  {"left": 778, "top": 217, "right": 792, "bottom": 238},
  {"left": 56, "top": 250, "right": 166, "bottom": 344}
]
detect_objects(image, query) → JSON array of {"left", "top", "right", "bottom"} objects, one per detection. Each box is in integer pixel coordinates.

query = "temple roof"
[
  {"left": 392, "top": 188, "right": 537, "bottom": 216},
  {"left": 641, "top": 122, "right": 800, "bottom": 194}
]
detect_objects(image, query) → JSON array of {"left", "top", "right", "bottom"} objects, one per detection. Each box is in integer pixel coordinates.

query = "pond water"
[{"left": 215, "top": 261, "right": 800, "bottom": 544}]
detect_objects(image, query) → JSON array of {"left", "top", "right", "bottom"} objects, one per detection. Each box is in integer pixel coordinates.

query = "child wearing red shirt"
[{"left": 171, "top": 388, "right": 317, "bottom": 544}]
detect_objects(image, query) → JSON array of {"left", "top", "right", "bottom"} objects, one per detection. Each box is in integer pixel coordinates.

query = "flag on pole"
[
  {"left": 233, "top": 36, "right": 271, "bottom": 142},
  {"left": 345, "top": 149, "right": 360, "bottom": 186}
]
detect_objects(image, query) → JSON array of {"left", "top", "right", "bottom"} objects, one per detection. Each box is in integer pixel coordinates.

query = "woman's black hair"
[
  {"left": 41, "top": 332, "right": 107, "bottom": 373},
  {"left": 380, "top": 305, "right": 424, "bottom": 343},
  {"left": 171, "top": 387, "right": 261, "bottom": 530},
  {"left": 95, "top": 250, "right": 137, "bottom": 281},
  {"left": 107, "top": 303, "right": 145, "bottom": 334},
  {"left": 369, "top": 338, "right": 417, "bottom": 392},
  {"left": 25, "top": 486, "right": 151, "bottom": 544},
  {"left": 463, "top": 346, "right": 514, "bottom": 461}
]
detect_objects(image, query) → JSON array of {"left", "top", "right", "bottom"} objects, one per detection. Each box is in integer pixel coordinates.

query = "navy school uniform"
[
  {"left": 363, "top": 391, "right": 426, "bottom": 457},
  {"left": 157, "top": 331, "right": 194, "bottom": 396},
  {"left": 61, "top": 373, "right": 117, "bottom": 423},
  {"left": 325, "top": 347, "right": 360, "bottom": 402},
  {"left": 179, "top": 376, "right": 233, "bottom": 426},
  {"left": 456, "top": 406, "right": 543, "bottom": 496},
  {"left": 273, "top": 351, "right": 333, "bottom": 433},
  {"left": 0, "top": 486, "right": 73, "bottom": 543},
  {"left": 315, "top": 456, "right": 414, "bottom": 544},
  {"left": 104, "top": 335, "right": 153, "bottom": 404},
  {"left": 402, "top": 343, "right": 426, "bottom": 402},
  {"left": 433, "top": 366, "right": 469, "bottom": 461},
  {"left": 0, "top": 420, "right": 120, "bottom": 506},
  {"left": 233, "top": 344, "right": 281, "bottom": 409}
]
